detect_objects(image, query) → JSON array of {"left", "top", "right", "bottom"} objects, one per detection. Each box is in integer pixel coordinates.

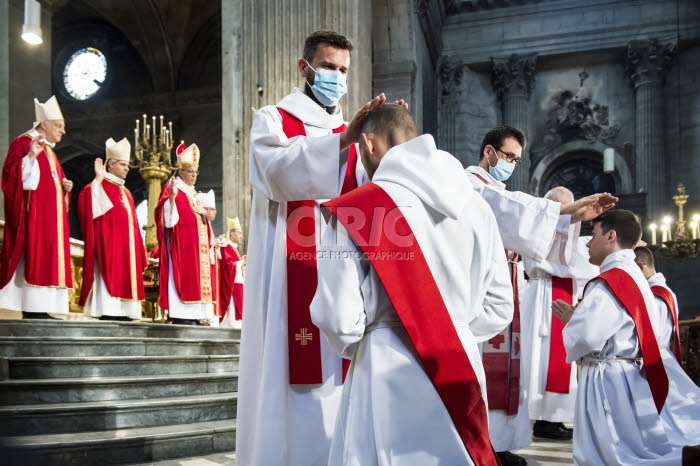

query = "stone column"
[
  {"left": 625, "top": 38, "right": 676, "bottom": 219},
  {"left": 221, "top": 0, "right": 372, "bottom": 241},
  {"left": 491, "top": 53, "right": 537, "bottom": 193},
  {"left": 437, "top": 59, "right": 464, "bottom": 156}
]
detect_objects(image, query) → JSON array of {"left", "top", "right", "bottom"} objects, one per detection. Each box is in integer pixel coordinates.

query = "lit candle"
[
  {"left": 160, "top": 115, "right": 164, "bottom": 135},
  {"left": 134, "top": 128, "right": 138, "bottom": 148},
  {"left": 663, "top": 216, "right": 672, "bottom": 242},
  {"left": 142, "top": 114, "right": 147, "bottom": 133},
  {"left": 691, "top": 221, "right": 698, "bottom": 240},
  {"left": 169, "top": 121, "right": 173, "bottom": 141},
  {"left": 693, "top": 215, "right": 700, "bottom": 239},
  {"left": 146, "top": 125, "right": 150, "bottom": 143},
  {"left": 165, "top": 129, "right": 170, "bottom": 147},
  {"left": 136, "top": 119, "right": 139, "bottom": 134},
  {"left": 649, "top": 223, "right": 657, "bottom": 246},
  {"left": 661, "top": 224, "right": 668, "bottom": 243}
]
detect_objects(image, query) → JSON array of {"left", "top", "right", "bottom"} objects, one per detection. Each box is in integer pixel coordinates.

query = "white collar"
[
  {"left": 104, "top": 172, "right": 125, "bottom": 186},
  {"left": 599, "top": 249, "right": 635, "bottom": 273},
  {"left": 276, "top": 88, "right": 344, "bottom": 129},
  {"left": 466, "top": 165, "right": 505, "bottom": 189},
  {"left": 175, "top": 176, "right": 197, "bottom": 198}
]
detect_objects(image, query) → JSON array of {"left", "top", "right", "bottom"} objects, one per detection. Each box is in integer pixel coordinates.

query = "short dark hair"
[
  {"left": 634, "top": 246, "right": 655, "bottom": 268},
  {"left": 479, "top": 125, "right": 526, "bottom": 160},
  {"left": 592, "top": 209, "right": 642, "bottom": 249},
  {"left": 360, "top": 103, "right": 418, "bottom": 146},
  {"left": 303, "top": 30, "right": 353, "bottom": 63}
]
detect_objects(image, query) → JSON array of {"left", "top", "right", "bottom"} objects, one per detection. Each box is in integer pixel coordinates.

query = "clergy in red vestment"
[
  {"left": 0, "top": 96, "right": 74, "bottom": 319},
  {"left": 196, "top": 189, "right": 221, "bottom": 327},
  {"left": 155, "top": 143, "right": 214, "bottom": 326},
  {"left": 218, "top": 216, "right": 245, "bottom": 329},
  {"left": 77, "top": 138, "right": 147, "bottom": 321}
]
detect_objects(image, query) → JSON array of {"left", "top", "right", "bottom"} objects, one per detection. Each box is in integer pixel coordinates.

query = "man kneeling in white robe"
[
  {"left": 553, "top": 210, "right": 685, "bottom": 465},
  {"left": 311, "top": 104, "right": 514, "bottom": 465},
  {"left": 635, "top": 246, "right": 700, "bottom": 449}
]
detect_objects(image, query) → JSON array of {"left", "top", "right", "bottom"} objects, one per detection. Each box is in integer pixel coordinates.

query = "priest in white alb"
[
  {"left": 465, "top": 125, "right": 618, "bottom": 465},
  {"left": 520, "top": 186, "right": 599, "bottom": 440},
  {"left": 77, "top": 138, "right": 148, "bottom": 320},
  {"left": 0, "top": 96, "right": 74, "bottom": 318},
  {"left": 236, "top": 30, "right": 390, "bottom": 466},
  {"left": 218, "top": 216, "right": 245, "bottom": 329},
  {"left": 634, "top": 246, "right": 700, "bottom": 448},
  {"left": 311, "top": 104, "right": 513, "bottom": 465},
  {"left": 553, "top": 210, "right": 684, "bottom": 465},
  {"left": 196, "top": 189, "right": 221, "bottom": 326}
]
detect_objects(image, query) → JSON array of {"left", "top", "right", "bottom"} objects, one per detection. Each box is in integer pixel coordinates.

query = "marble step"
[
  {"left": 0, "top": 319, "right": 240, "bottom": 340},
  {"left": 0, "top": 336, "right": 239, "bottom": 357},
  {"left": 0, "top": 419, "right": 236, "bottom": 466},
  {"left": 7, "top": 354, "right": 239, "bottom": 379},
  {"left": 0, "top": 372, "right": 238, "bottom": 405},
  {"left": 0, "top": 392, "right": 237, "bottom": 436}
]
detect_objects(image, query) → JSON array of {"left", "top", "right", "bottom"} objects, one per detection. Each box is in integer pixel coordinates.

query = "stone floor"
[{"left": 129, "top": 437, "right": 573, "bottom": 465}]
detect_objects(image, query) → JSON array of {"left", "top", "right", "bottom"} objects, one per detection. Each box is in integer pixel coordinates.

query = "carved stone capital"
[
  {"left": 439, "top": 59, "right": 465, "bottom": 100},
  {"left": 491, "top": 53, "right": 538, "bottom": 102},
  {"left": 625, "top": 38, "right": 677, "bottom": 88}
]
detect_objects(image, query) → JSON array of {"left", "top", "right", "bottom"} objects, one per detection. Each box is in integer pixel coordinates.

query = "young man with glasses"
[{"left": 465, "top": 125, "right": 618, "bottom": 466}]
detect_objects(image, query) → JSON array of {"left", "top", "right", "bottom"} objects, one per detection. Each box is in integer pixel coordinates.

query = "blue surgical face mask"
[
  {"left": 305, "top": 60, "right": 347, "bottom": 107},
  {"left": 489, "top": 150, "right": 515, "bottom": 182}
]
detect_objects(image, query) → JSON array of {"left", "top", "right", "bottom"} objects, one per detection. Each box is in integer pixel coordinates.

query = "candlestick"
[
  {"left": 160, "top": 115, "right": 164, "bottom": 135},
  {"left": 134, "top": 128, "right": 138, "bottom": 148},
  {"left": 142, "top": 114, "right": 147, "bottom": 133},
  {"left": 136, "top": 119, "right": 139, "bottom": 134},
  {"left": 169, "top": 122, "right": 172, "bottom": 142},
  {"left": 146, "top": 125, "right": 150, "bottom": 144},
  {"left": 649, "top": 223, "right": 657, "bottom": 246}
]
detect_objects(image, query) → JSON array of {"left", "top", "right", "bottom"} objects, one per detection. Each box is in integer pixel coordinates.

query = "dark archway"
[{"left": 540, "top": 150, "right": 617, "bottom": 200}]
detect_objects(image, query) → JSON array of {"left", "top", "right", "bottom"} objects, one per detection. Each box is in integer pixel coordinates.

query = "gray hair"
[{"left": 544, "top": 186, "right": 574, "bottom": 204}]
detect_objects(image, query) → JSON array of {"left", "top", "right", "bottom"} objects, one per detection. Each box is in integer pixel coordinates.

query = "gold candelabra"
[
  {"left": 131, "top": 114, "right": 177, "bottom": 251},
  {"left": 648, "top": 184, "right": 700, "bottom": 259}
]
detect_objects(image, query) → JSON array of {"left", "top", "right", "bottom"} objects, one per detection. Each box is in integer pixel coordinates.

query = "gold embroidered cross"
[{"left": 295, "top": 328, "right": 313, "bottom": 346}]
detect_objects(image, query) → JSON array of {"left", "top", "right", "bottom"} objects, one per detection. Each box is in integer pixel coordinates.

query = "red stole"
[
  {"left": 586, "top": 268, "right": 668, "bottom": 413},
  {"left": 545, "top": 276, "right": 574, "bottom": 393},
  {"left": 470, "top": 170, "right": 521, "bottom": 414},
  {"left": 219, "top": 244, "right": 244, "bottom": 320},
  {"left": 155, "top": 181, "right": 212, "bottom": 310},
  {"left": 77, "top": 179, "right": 147, "bottom": 304},
  {"left": 208, "top": 223, "right": 220, "bottom": 320},
  {"left": 323, "top": 183, "right": 499, "bottom": 466},
  {"left": 650, "top": 285, "right": 682, "bottom": 364},
  {"left": 1, "top": 134, "right": 72, "bottom": 289},
  {"left": 278, "top": 107, "right": 358, "bottom": 385}
]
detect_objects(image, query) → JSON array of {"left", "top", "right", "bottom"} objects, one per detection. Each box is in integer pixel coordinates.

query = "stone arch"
[{"left": 531, "top": 140, "right": 633, "bottom": 197}]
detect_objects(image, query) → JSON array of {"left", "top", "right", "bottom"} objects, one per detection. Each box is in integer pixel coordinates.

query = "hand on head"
[
  {"left": 563, "top": 192, "right": 619, "bottom": 224},
  {"left": 339, "top": 93, "right": 386, "bottom": 150}
]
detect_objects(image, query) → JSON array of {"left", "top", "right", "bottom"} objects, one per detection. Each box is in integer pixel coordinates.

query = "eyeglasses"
[{"left": 494, "top": 148, "right": 521, "bottom": 165}]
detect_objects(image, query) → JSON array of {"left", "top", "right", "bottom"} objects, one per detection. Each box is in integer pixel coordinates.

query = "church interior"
[{"left": 0, "top": 0, "right": 699, "bottom": 464}]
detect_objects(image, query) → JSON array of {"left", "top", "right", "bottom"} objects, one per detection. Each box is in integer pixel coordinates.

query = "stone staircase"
[{"left": 0, "top": 319, "right": 239, "bottom": 465}]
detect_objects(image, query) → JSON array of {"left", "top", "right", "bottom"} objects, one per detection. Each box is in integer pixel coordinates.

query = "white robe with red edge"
[
  {"left": 236, "top": 88, "right": 365, "bottom": 466},
  {"left": 647, "top": 273, "right": 700, "bottom": 448},
  {"left": 520, "top": 236, "right": 599, "bottom": 422},
  {"left": 311, "top": 135, "right": 514, "bottom": 465},
  {"left": 563, "top": 250, "right": 682, "bottom": 466},
  {"left": 465, "top": 165, "right": 580, "bottom": 452}
]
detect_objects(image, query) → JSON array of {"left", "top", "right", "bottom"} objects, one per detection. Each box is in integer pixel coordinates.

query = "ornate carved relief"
[
  {"left": 625, "top": 38, "right": 677, "bottom": 88},
  {"left": 439, "top": 59, "right": 465, "bottom": 100},
  {"left": 491, "top": 53, "right": 537, "bottom": 102},
  {"left": 540, "top": 90, "right": 620, "bottom": 149}
]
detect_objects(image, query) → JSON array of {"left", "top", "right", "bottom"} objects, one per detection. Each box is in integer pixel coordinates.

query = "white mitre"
[
  {"left": 196, "top": 189, "right": 216, "bottom": 209},
  {"left": 105, "top": 138, "right": 131, "bottom": 163},
  {"left": 32, "top": 95, "right": 64, "bottom": 130}
]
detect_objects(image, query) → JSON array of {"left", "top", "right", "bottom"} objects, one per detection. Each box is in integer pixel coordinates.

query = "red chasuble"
[
  {"left": 650, "top": 285, "right": 682, "bottom": 364},
  {"left": 323, "top": 183, "right": 499, "bottom": 466},
  {"left": 1, "top": 134, "right": 72, "bottom": 289},
  {"left": 154, "top": 181, "right": 212, "bottom": 310},
  {"left": 219, "top": 243, "right": 244, "bottom": 320},
  {"left": 77, "top": 179, "right": 148, "bottom": 304},
  {"left": 585, "top": 268, "right": 669, "bottom": 413},
  {"left": 278, "top": 107, "right": 358, "bottom": 385},
  {"left": 545, "top": 276, "right": 575, "bottom": 393}
]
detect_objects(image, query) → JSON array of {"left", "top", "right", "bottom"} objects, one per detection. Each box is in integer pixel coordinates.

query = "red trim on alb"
[{"left": 650, "top": 285, "right": 682, "bottom": 364}]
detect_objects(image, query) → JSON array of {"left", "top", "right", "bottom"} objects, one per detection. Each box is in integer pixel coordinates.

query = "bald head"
[
  {"left": 544, "top": 186, "right": 574, "bottom": 206},
  {"left": 359, "top": 104, "right": 419, "bottom": 180}
]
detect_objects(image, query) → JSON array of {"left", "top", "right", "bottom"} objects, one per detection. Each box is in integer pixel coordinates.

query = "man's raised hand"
[
  {"left": 168, "top": 177, "right": 178, "bottom": 203},
  {"left": 94, "top": 158, "right": 106, "bottom": 182},
  {"left": 28, "top": 137, "right": 44, "bottom": 160},
  {"left": 563, "top": 193, "right": 619, "bottom": 224},
  {"left": 339, "top": 93, "right": 386, "bottom": 150}
]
